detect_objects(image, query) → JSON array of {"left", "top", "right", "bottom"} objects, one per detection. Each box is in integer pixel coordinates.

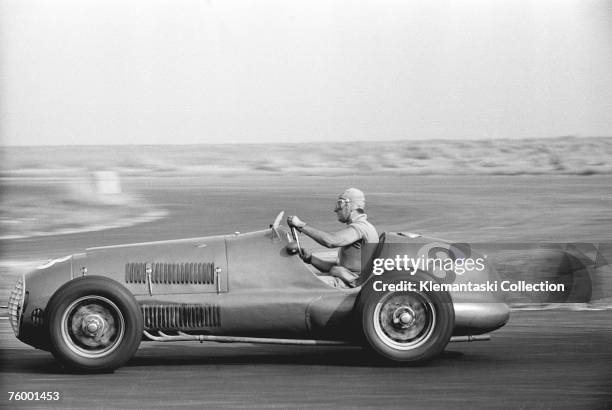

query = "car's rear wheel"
[
  {"left": 46, "top": 276, "right": 143, "bottom": 372},
  {"left": 357, "top": 271, "right": 454, "bottom": 364}
]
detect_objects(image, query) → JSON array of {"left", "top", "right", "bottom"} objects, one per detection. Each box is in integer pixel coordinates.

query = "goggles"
[{"left": 334, "top": 198, "right": 350, "bottom": 211}]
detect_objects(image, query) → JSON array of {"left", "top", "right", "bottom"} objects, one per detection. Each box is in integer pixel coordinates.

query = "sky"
[{"left": 1, "top": 0, "right": 611, "bottom": 146}]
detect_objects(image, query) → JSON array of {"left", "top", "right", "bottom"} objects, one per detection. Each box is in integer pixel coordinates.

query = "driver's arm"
[
  {"left": 300, "top": 225, "right": 361, "bottom": 249},
  {"left": 310, "top": 254, "right": 336, "bottom": 272}
]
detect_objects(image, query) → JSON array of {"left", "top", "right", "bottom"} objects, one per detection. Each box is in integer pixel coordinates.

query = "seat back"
[{"left": 356, "top": 232, "right": 386, "bottom": 287}]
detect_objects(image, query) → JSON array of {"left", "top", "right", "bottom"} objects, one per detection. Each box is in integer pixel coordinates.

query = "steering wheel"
[
  {"left": 272, "top": 211, "right": 304, "bottom": 257},
  {"left": 288, "top": 222, "right": 303, "bottom": 257}
]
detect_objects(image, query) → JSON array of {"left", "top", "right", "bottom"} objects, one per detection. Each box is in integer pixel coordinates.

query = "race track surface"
[
  {"left": 1, "top": 175, "right": 611, "bottom": 409},
  {"left": 1, "top": 311, "right": 611, "bottom": 409}
]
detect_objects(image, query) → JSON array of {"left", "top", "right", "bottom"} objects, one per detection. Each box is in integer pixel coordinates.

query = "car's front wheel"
[
  {"left": 357, "top": 271, "right": 454, "bottom": 364},
  {"left": 46, "top": 276, "right": 143, "bottom": 372}
]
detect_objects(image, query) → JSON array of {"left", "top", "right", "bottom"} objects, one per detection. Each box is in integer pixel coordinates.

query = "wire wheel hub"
[
  {"left": 373, "top": 292, "right": 436, "bottom": 350},
  {"left": 61, "top": 295, "right": 125, "bottom": 358}
]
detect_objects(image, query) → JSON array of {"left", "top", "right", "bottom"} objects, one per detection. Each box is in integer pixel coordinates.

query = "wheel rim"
[
  {"left": 60, "top": 295, "right": 125, "bottom": 359},
  {"left": 373, "top": 291, "right": 436, "bottom": 350}
]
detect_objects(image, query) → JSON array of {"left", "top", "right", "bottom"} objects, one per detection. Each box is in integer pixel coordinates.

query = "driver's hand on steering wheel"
[
  {"left": 287, "top": 215, "right": 306, "bottom": 229},
  {"left": 300, "top": 248, "right": 312, "bottom": 263}
]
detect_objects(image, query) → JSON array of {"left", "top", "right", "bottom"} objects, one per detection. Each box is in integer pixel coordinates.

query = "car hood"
[{"left": 85, "top": 233, "right": 232, "bottom": 252}]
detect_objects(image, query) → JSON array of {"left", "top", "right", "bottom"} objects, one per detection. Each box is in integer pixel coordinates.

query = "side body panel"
[
  {"left": 81, "top": 237, "right": 229, "bottom": 295},
  {"left": 140, "top": 230, "right": 355, "bottom": 338}
]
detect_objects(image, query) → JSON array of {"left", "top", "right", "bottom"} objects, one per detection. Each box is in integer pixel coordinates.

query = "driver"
[{"left": 287, "top": 188, "right": 378, "bottom": 288}]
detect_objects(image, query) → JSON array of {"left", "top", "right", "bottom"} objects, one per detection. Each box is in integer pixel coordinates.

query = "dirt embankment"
[{"left": 2, "top": 136, "right": 611, "bottom": 178}]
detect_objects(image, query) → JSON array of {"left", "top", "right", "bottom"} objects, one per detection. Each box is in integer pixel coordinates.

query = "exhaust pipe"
[{"left": 449, "top": 334, "right": 491, "bottom": 342}]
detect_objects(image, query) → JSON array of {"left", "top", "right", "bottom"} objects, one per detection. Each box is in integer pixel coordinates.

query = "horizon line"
[{"left": 2, "top": 135, "right": 609, "bottom": 148}]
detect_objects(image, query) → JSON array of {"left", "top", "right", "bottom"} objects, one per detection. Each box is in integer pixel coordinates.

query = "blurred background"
[{"left": 1, "top": 0, "right": 611, "bottom": 303}]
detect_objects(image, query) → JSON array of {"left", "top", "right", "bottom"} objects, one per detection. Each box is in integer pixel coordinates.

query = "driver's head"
[{"left": 334, "top": 188, "right": 366, "bottom": 223}]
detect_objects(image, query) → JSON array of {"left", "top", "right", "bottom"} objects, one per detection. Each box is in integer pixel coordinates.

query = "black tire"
[
  {"left": 46, "top": 276, "right": 143, "bottom": 372},
  {"left": 356, "top": 271, "right": 454, "bottom": 364}
]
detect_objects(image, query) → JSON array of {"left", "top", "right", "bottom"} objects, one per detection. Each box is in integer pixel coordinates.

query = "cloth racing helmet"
[{"left": 337, "top": 187, "right": 366, "bottom": 212}]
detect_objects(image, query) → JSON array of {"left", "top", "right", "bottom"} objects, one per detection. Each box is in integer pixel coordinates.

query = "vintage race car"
[{"left": 8, "top": 212, "right": 509, "bottom": 372}]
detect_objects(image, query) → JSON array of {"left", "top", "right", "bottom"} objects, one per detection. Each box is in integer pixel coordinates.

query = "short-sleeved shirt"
[{"left": 338, "top": 214, "right": 379, "bottom": 273}]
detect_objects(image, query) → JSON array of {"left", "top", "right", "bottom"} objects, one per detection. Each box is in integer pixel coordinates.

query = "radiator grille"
[
  {"left": 8, "top": 278, "right": 24, "bottom": 337},
  {"left": 125, "top": 262, "right": 215, "bottom": 284},
  {"left": 141, "top": 304, "right": 221, "bottom": 329}
]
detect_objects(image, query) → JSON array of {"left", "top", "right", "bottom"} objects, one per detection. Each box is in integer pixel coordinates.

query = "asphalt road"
[
  {"left": 1, "top": 311, "right": 611, "bottom": 409},
  {"left": 1, "top": 175, "right": 611, "bottom": 409}
]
